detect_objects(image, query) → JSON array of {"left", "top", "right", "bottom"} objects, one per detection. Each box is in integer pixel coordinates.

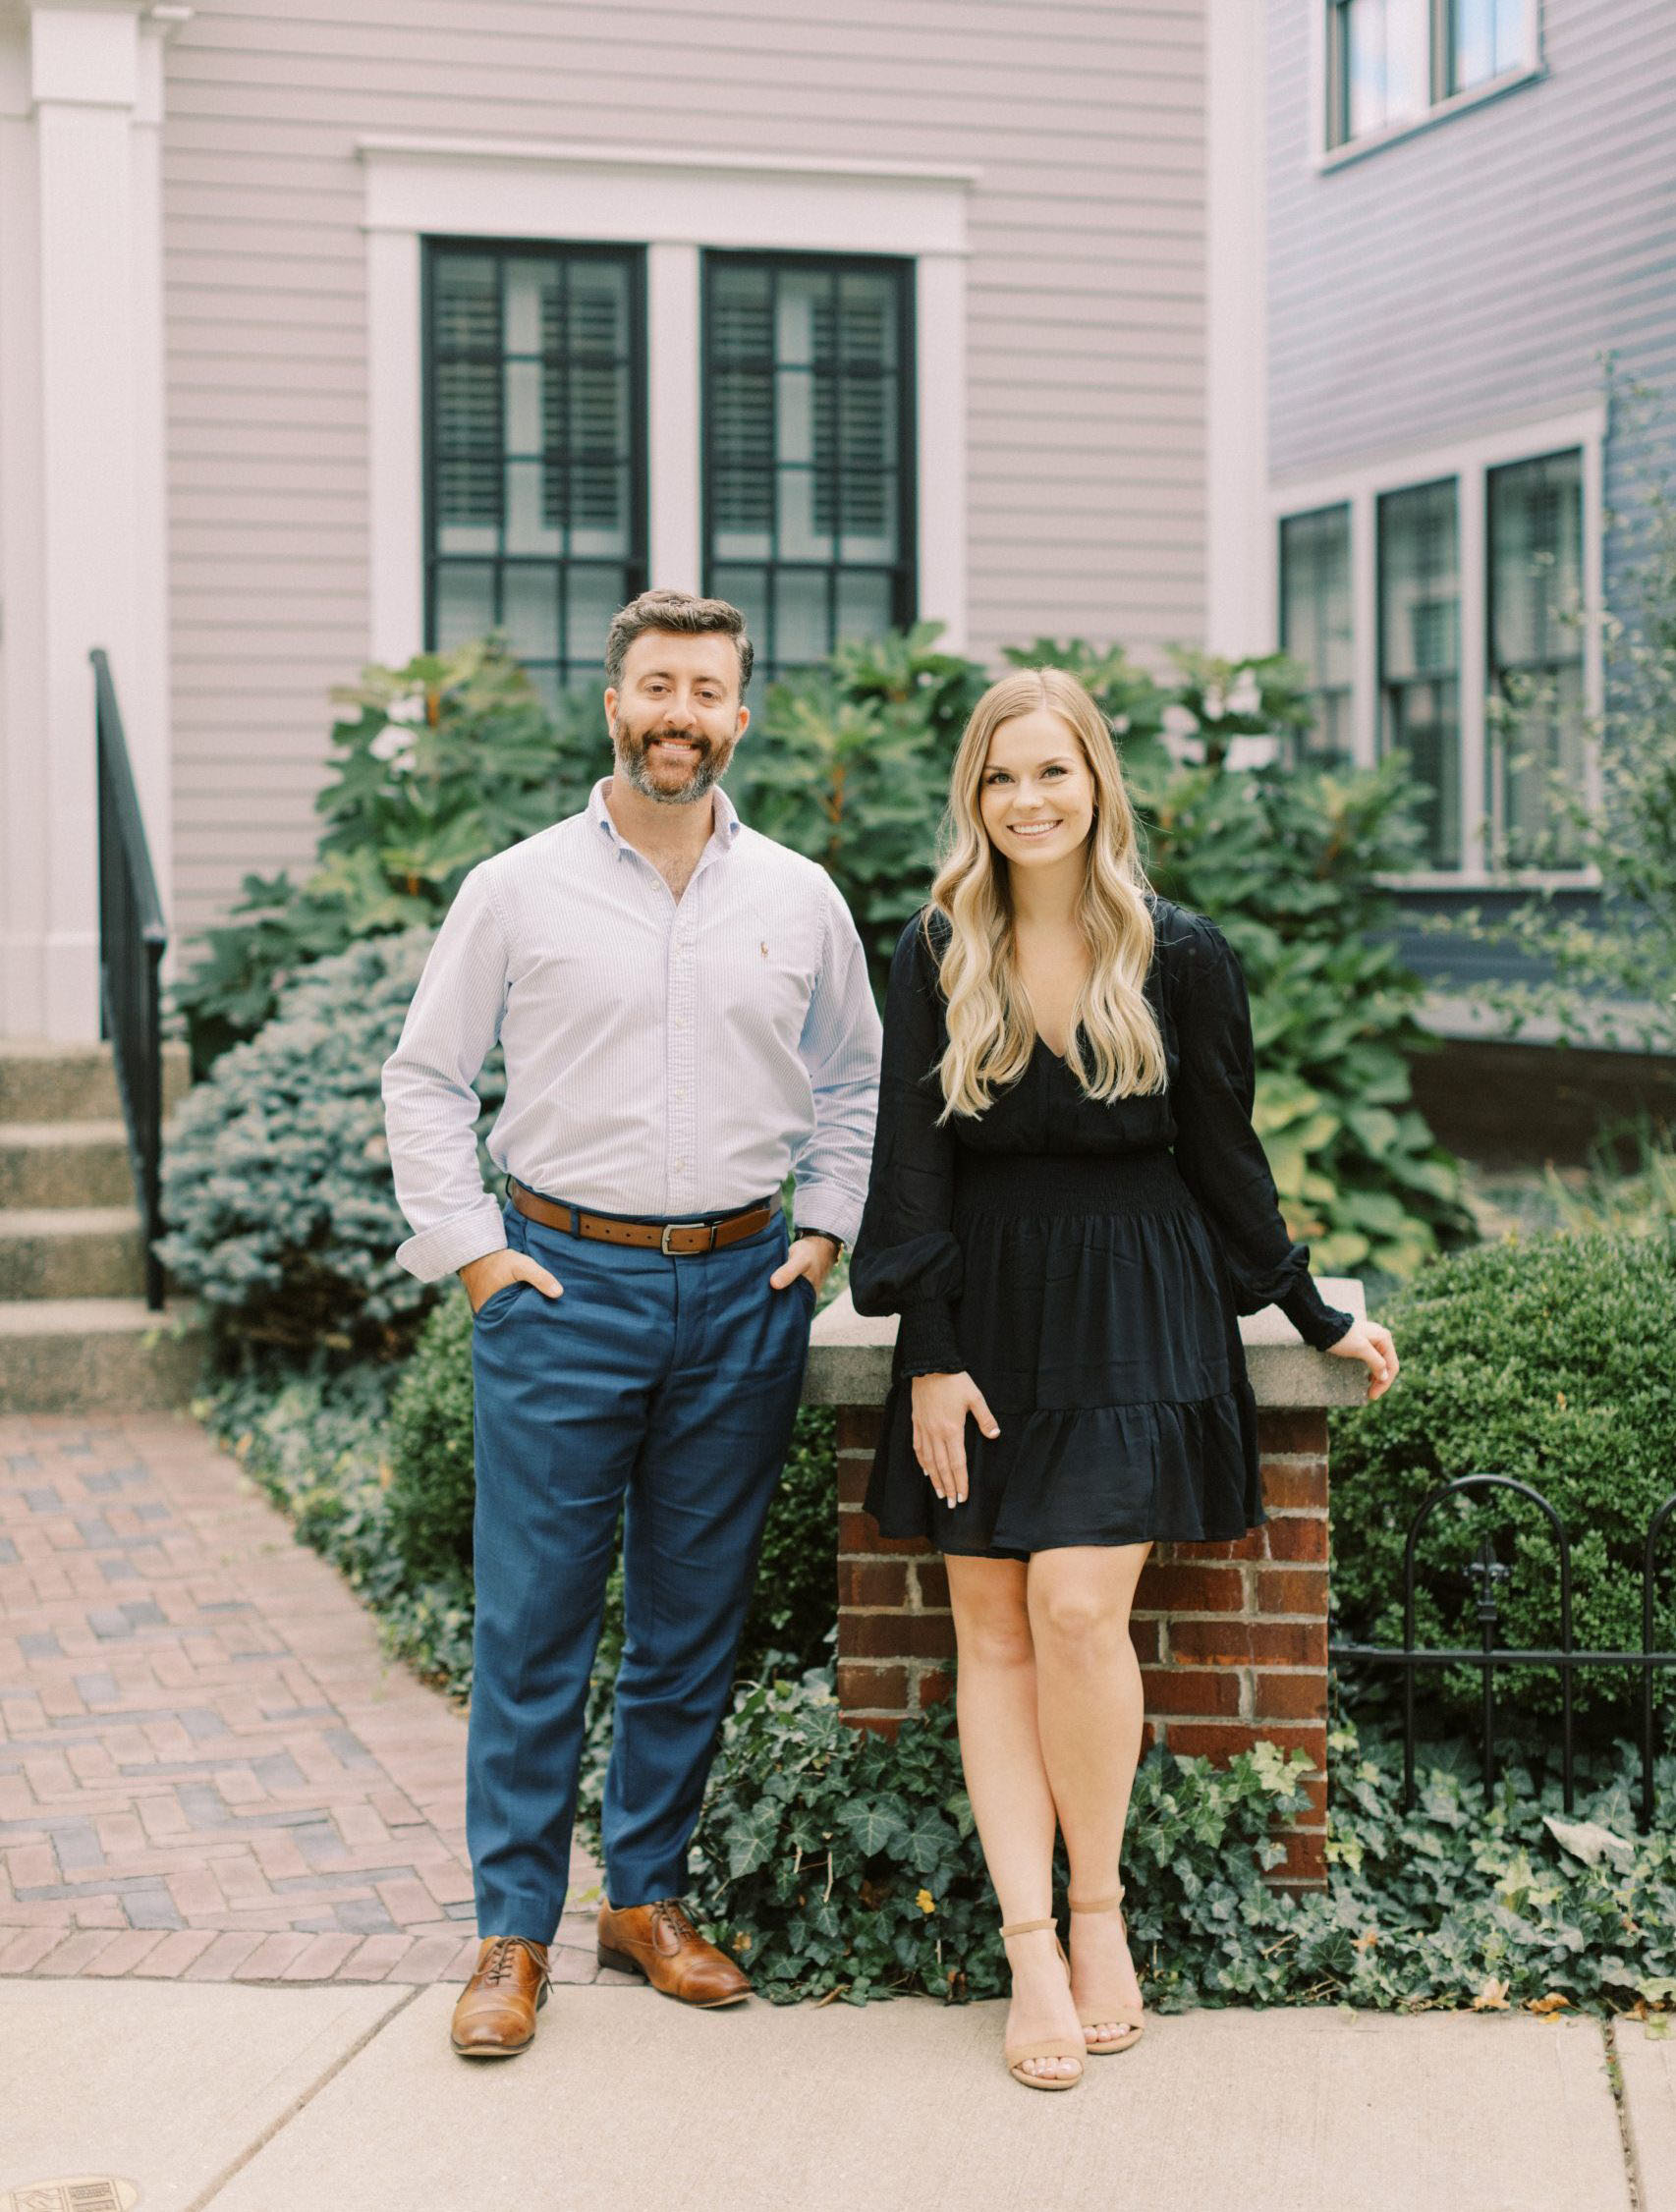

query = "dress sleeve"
[
  {"left": 848, "top": 918, "right": 967, "bottom": 1376},
  {"left": 1170, "top": 917, "right": 1354, "bottom": 1353}
]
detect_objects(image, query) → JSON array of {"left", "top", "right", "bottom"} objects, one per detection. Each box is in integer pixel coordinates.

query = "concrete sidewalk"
[
  {"left": 1, "top": 1976, "right": 1672, "bottom": 2212},
  {"left": 4, "top": 1412, "right": 1674, "bottom": 2212}
]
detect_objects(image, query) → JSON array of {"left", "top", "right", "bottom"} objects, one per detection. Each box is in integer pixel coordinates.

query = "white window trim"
[
  {"left": 1312, "top": 0, "right": 1543, "bottom": 172},
  {"left": 1269, "top": 402, "right": 1607, "bottom": 892},
  {"left": 358, "top": 135, "right": 975, "bottom": 671}
]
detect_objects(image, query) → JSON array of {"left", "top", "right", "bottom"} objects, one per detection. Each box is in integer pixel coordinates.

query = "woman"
[{"left": 849, "top": 669, "right": 1398, "bottom": 2091}]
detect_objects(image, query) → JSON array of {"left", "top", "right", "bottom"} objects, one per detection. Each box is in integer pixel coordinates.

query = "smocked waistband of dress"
[{"left": 952, "top": 1148, "right": 1191, "bottom": 1220}]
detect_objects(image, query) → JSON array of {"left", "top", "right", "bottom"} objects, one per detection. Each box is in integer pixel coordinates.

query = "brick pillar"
[
  {"left": 835, "top": 1406, "right": 956, "bottom": 1727},
  {"left": 1132, "top": 1409, "right": 1329, "bottom": 1889},
  {"left": 833, "top": 1403, "right": 1331, "bottom": 1890}
]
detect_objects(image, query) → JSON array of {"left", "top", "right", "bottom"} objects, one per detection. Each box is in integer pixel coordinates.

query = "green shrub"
[
  {"left": 684, "top": 1676, "right": 1676, "bottom": 2012},
  {"left": 1330, "top": 1230, "right": 1676, "bottom": 1730},
  {"left": 171, "top": 622, "right": 1467, "bottom": 1306},
  {"left": 158, "top": 930, "right": 503, "bottom": 1355},
  {"left": 384, "top": 1287, "right": 477, "bottom": 1583},
  {"left": 174, "top": 640, "right": 604, "bottom": 1069},
  {"left": 383, "top": 1289, "right": 840, "bottom": 1670}
]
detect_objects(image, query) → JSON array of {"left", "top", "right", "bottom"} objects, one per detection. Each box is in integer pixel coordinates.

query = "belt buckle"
[{"left": 659, "top": 1220, "right": 712, "bottom": 1256}]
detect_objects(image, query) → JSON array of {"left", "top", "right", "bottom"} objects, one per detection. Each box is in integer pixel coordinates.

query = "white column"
[
  {"left": 366, "top": 227, "right": 424, "bottom": 664},
  {"left": 916, "top": 251, "right": 968, "bottom": 654},
  {"left": 0, "top": 0, "right": 170, "bottom": 1040},
  {"left": 1458, "top": 465, "right": 1488, "bottom": 875},
  {"left": 1204, "top": 0, "right": 1269, "bottom": 657},
  {"left": 646, "top": 242, "right": 701, "bottom": 593}
]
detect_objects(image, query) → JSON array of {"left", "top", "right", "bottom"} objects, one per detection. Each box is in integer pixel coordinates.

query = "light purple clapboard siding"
[
  {"left": 162, "top": 0, "right": 1209, "bottom": 940},
  {"left": 1266, "top": 0, "right": 1676, "bottom": 605}
]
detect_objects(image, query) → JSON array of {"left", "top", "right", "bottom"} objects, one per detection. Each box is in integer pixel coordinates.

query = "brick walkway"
[{"left": 0, "top": 1412, "right": 607, "bottom": 1985}]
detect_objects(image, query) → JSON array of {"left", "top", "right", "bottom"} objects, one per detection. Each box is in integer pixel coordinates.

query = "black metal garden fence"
[{"left": 1328, "top": 1473, "right": 1676, "bottom": 1833}]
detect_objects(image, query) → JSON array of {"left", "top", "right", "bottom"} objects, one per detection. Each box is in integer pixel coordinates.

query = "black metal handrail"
[
  {"left": 92, "top": 649, "right": 166, "bottom": 1311},
  {"left": 1330, "top": 1472, "right": 1676, "bottom": 1832}
]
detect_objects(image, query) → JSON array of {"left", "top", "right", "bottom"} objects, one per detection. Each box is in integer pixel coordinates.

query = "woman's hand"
[
  {"left": 910, "top": 1370, "right": 1000, "bottom": 1507},
  {"left": 1327, "top": 1317, "right": 1399, "bottom": 1402}
]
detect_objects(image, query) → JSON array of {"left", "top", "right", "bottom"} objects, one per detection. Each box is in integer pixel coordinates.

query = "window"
[
  {"left": 1450, "top": 0, "right": 1527, "bottom": 93},
  {"left": 1378, "top": 479, "right": 1461, "bottom": 868},
  {"left": 1279, "top": 505, "right": 1354, "bottom": 761},
  {"left": 1487, "top": 450, "right": 1586, "bottom": 863},
  {"left": 1330, "top": 0, "right": 1430, "bottom": 145},
  {"left": 424, "top": 242, "right": 647, "bottom": 705},
  {"left": 1326, "top": 0, "right": 1535, "bottom": 150},
  {"left": 703, "top": 254, "right": 915, "bottom": 679}
]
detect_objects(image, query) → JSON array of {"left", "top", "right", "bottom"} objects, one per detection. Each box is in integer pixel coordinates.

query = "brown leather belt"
[{"left": 508, "top": 1179, "right": 776, "bottom": 1257}]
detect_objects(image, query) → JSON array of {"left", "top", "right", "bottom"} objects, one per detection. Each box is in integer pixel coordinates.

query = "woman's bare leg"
[
  {"left": 1027, "top": 1543, "right": 1150, "bottom": 2048},
  {"left": 945, "top": 1554, "right": 1082, "bottom": 2081}
]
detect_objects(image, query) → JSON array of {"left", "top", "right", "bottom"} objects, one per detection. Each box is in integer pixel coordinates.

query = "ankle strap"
[
  {"left": 1067, "top": 1890, "right": 1124, "bottom": 1913},
  {"left": 999, "top": 1916, "right": 1056, "bottom": 1939}
]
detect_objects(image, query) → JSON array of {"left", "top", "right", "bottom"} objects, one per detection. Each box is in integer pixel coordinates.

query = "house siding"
[
  {"left": 1266, "top": 0, "right": 1676, "bottom": 594},
  {"left": 162, "top": 0, "right": 1210, "bottom": 940}
]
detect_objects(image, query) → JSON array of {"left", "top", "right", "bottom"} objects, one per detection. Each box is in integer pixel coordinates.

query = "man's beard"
[{"left": 611, "top": 717, "right": 735, "bottom": 807}]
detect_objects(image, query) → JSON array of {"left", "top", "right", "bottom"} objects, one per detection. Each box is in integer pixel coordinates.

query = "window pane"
[
  {"left": 774, "top": 570, "right": 830, "bottom": 667},
  {"left": 704, "top": 255, "right": 914, "bottom": 677},
  {"left": 1339, "top": 0, "right": 1429, "bottom": 140},
  {"left": 502, "top": 565, "right": 560, "bottom": 663},
  {"left": 566, "top": 565, "right": 623, "bottom": 671},
  {"left": 1487, "top": 450, "right": 1586, "bottom": 864},
  {"left": 1379, "top": 479, "right": 1461, "bottom": 868},
  {"left": 1453, "top": 0, "right": 1527, "bottom": 91},
  {"left": 836, "top": 569, "right": 893, "bottom": 645},
  {"left": 1279, "top": 505, "right": 1353, "bottom": 762},
  {"left": 434, "top": 562, "right": 495, "bottom": 649},
  {"left": 711, "top": 565, "right": 771, "bottom": 665},
  {"left": 426, "top": 243, "right": 645, "bottom": 688}
]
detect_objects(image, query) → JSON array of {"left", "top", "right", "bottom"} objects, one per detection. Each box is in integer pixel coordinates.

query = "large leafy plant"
[
  {"left": 171, "top": 621, "right": 1466, "bottom": 1285},
  {"left": 175, "top": 640, "right": 604, "bottom": 1069},
  {"left": 730, "top": 624, "right": 987, "bottom": 986}
]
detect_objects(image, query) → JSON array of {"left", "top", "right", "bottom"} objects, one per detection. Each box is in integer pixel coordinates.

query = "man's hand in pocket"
[{"left": 459, "top": 1250, "right": 563, "bottom": 1314}]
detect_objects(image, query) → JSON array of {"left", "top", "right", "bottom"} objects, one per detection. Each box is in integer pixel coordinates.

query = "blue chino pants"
[{"left": 466, "top": 1196, "right": 813, "bottom": 1941}]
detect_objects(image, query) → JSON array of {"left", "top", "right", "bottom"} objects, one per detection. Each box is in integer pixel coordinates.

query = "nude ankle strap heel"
[
  {"left": 999, "top": 1917, "right": 1085, "bottom": 2092},
  {"left": 1066, "top": 1889, "right": 1145, "bottom": 2055}
]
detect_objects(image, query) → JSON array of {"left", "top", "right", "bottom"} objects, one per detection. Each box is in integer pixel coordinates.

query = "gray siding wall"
[
  {"left": 1266, "top": 0, "right": 1676, "bottom": 589},
  {"left": 162, "top": 0, "right": 1208, "bottom": 940}
]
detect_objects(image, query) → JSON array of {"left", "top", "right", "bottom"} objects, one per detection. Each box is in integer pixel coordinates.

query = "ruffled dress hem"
[{"left": 864, "top": 1376, "right": 1264, "bottom": 1558}]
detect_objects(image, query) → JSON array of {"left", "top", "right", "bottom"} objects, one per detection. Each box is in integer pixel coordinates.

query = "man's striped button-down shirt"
[{"left": 382, "top": 779, "right": 883, "bottom": 1282}]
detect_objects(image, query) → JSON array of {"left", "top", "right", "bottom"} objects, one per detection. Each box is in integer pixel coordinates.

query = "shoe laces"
[
  {"left": 648, "top": 1899, "right": 698, "bottom": 1951},
  {"left": 481, "top": 1935, "right": 543, "bottom": 1986}
]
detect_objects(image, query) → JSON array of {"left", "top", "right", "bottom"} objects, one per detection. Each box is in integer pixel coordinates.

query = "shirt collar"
[{"left": 588, "top": 777, "right": 743, "bottom": 857}]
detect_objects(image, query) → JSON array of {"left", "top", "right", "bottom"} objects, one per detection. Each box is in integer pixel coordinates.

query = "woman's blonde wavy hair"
[{"left": 927, "top": 666, "right": 1167, "bottom": 1121}]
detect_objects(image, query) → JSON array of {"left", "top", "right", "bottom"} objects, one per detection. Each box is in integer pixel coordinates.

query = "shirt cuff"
[
  {"left": 789, "top": 1181, "right": 865, "bottom": 1250},
  {"left": 1280, "top": 1277, "right": 1356, "bottom": 1353},
  {"left": 895, "top": 1299, "right": 964, "bottom": 1377},
  {"left": 395, "top": 1197, "right": 509, "bottom": 1283}
]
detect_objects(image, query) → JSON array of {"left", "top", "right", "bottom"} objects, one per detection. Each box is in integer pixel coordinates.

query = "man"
[{"left": 382, "top": 589, "right": 881, "bottom": 2057}]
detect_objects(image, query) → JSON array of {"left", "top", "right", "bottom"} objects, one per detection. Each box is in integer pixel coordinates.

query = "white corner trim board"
[{"left": 361, "top": 135, "right": 974, "bottom": 671}]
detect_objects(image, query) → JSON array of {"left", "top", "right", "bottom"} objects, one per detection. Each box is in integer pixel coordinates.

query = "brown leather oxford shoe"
[
  {"left": 450, "top": 1935, "right": 550, "bottom": 2058},
  {"left": 596, "top": 1897, "right": 752, "bottom": 2007}
]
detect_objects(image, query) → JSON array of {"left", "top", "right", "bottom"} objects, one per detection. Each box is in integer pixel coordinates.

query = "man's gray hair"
[{"left": 604, "top": 589, "right": 754, "bottom": 694}]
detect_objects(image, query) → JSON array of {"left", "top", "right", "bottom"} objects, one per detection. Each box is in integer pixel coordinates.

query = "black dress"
[{"left": 849, "top": 901, "right": 1354, "bottom": 1558}]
